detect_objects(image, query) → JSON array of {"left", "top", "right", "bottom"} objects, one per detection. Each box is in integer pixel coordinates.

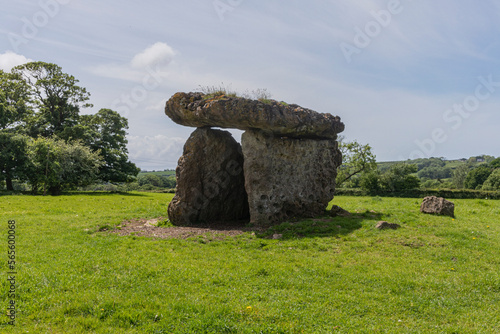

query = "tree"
[
  {"left": 417, "top": 166, "right": 452, "bottom": 179},
  {"left": 75, "top": 109, "right": 140, "bottom": 183},
  {"left": 0, "top": 132, "right": 30, "bottom": 191},
  {"left": 138, "top": 174, "right": 164, "bottom": 188},
  {"left": 464, "top": 165, "right": 493, "bottom": 190},
  {"left": 1, "top": 61, "right": 139, "bottom": 192},
  {"left": 451, "top": 164, "right": 469, "bottom": 189},
  {"left": 27, "top": 137, "right": 103, "bottom": 195},
  {"left": 12, "top": 62, "right": 92, "bottom": 138},
  {"left": 381, "top": 163, "right": 420, "bottom": 192},
  {"left": 421, "top": 179, "right": 442, "bottom": 189},
  {"left": 336, "top": 139, "right": 377, "bottom": 187},
  {"left": 482, "top": 169, "right": 500, "bottom": 191},
  {"left": 489, "top": 158, "right": 500, "bottom": 169},
  {"left": 0, "top": 70, "right": 32, "bottom": 131},
  {"left": 138, "top": 174, "right": 176, "bottom": 189},
  {"left": 414, "top": 157, "right": 445, "bottom": 171},
  {"left": 359, "top": 170, "right": 382, "bottom": 194}
]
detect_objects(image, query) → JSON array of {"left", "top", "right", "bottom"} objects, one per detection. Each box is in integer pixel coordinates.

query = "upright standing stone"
[
  {"left": 242, "top": 130, "right": 342, "bottom": 225},
  {"left": 168, "top": 128, "right": 249, "bottom": 225}
]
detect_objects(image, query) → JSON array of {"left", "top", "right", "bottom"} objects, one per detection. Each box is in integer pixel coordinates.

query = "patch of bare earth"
[{"left": 110, "top": 217, "right": 263, "bottom": 240}]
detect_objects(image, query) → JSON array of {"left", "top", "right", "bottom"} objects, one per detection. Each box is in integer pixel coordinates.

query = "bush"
[
  {"left": 482, "top": 169, "right": 500, "bottom": 191},
  {"left": 335, "top": 188, "right": 500, "bottom": 199},
  {"left": 464, "top": 165, "right": 493, "bottom": 189},
  {"left": 139, "top": 184, "right": 159, "bottom": 191},
  {"left": 137, "top": 174, "right": 176, "bottom": 189},
  {"left": 359, "top": 171, "right": 381, "bottom": 194},
  {"left": 417, "top": 166, "right": 452, "bottom": 179},
  {"left": 490, "top": 158, "right": 500, "bottom": 169},
  {"left": 381, "top": 163, "right": 420, "bottom": 192},
  {"left": 421, "top": 179, "right": 441, "bottom": 189}
]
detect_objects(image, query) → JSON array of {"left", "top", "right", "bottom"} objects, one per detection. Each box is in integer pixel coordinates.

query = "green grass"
[{"left": 1, "top": 193, "right": 499, "bottom": 333}]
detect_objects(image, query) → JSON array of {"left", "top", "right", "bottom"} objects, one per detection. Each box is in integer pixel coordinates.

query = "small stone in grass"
[{"left": 376, "top": 221, "right": 400, "bottom": 230}]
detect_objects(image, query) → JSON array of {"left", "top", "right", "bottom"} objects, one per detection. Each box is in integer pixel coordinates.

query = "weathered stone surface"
[
  {"left": 168, "top": 128, "right": 249, "bottom": 225},
  {"left": 420, "top": 196, "right": 455, "bottom": 218},
  {"left": 165, "top": 92, "right": 344, "bottom": 139},
  {"left": 242, "top": 129, "right": 342, "bottom": 225},
  {"left": 376, "top": 221, "right": 401, "bottom": 230}
]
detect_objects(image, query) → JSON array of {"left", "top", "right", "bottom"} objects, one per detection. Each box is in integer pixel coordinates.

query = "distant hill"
[
  {"left": 377, "top": 155, "right": 494, "bottom": 172},
  {"left": 139, "top": 169, "right": 176, "bottom": 177}
]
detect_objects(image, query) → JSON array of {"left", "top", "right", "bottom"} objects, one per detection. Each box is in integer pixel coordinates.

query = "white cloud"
[
  {"left": 0, "top": 51, "right": 32, "bottom": 71},
  {"left": 130, "top": 42, "right": 176, "bottom": 69},
  {"left": 87, "top": 42, "right": 176, "bottom": 84}
]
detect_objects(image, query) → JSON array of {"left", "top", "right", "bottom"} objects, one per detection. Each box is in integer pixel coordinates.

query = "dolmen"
[{"left": 165, "top": 92, "right": 345, "bottom": 226}]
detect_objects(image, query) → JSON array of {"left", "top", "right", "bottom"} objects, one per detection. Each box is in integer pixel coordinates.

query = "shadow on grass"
[
  {"left": 0, "top": 191, "right": 19, "bottom": 197},
  {"left": 61, "top": 191, "right": 148, "bottom": 197},
  {"left": 103, "top": 210, "right": 387, "bottom": 241},
  {"left": 256, "top": 210, "right": 388, "bottom": 240}
]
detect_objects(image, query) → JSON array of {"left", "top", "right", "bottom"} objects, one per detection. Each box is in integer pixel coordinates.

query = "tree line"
[
  {"left": 338, "top": 140, "right": 500, "bottom": 193},
  {"left": 0, "top": 62, "right": 140, "bottom": 195}
]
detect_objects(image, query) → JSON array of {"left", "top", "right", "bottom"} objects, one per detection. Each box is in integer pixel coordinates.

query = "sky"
[{"left": 1, "top": 0, "right": 500, "bottom": 170}]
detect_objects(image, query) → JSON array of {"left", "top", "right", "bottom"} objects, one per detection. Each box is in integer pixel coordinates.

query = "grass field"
[{"left": 1, "top": 193, "right": 499, "bottom": 333}]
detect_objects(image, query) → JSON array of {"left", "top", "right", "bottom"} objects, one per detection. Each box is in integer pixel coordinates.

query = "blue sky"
[{"left": 2, "top": 0, "right": 500, "bottom": 170}]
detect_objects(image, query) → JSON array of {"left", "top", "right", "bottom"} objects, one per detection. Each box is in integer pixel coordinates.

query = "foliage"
[
  {"left": 241, "top": 88, "right": 272, "bottom": 102},
  {"left": 336, "top": 139, "right": 377, "bottom": 187},
  {"left": 413, "top": 157, "right": 446, "bottom": 170},
  {"left": 464, "top": 165, "right": 493, "bottom": 190},
  {"left": 1, "top": 62, "right": 138, "bottom": 190},
  {"left": 137, "top": 173, "right": 176, "bottom": 189},
  {"left": 452, "top": 164, "right": 470, "bottom": 189},
  {"left": 380, "top": 163, "right": 420, "bottom": 192},
  {"left": 1, "top": 193, "right": 500, "bottom": 333},
  {"left": 0, "top": 70, "right": 32, "bottom": 131},
  {"left": 468, "top": 155, "right": 495, "bottom": 163},
  {"left": 197, "top": 83, "right": 238, "bottom": 98},
  {"left": 420, "top": 179, "right": 442, "bottom": 189},
  {"left": 27, "top": 137, "right": 103, "bottom": 195},
  {"left": 359, "top": 170, "right": 382, "bottom": 194},
  {"left": 417, "top": 166, "right": 452, "bottom": 179},
  {"left": 489, "top": 157, "right": 500, "bottom": 169},
  {"left": 482, "top": 169, "right": 500, "bottom": 191},
  {"left": 198, "top": 83, "right": 273, "bottom": 102},
  {"left": 0, "top": 131, "right": 30, "bottom": 190},
  {"left": 335, "top": 187, "right": 500, "bottom": 199},
  {"left": 12, "top": 62, "right": 92, "bottom": 138},
  {"left": 76, "top": 109, "right": 140, "bottom": 183}
]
